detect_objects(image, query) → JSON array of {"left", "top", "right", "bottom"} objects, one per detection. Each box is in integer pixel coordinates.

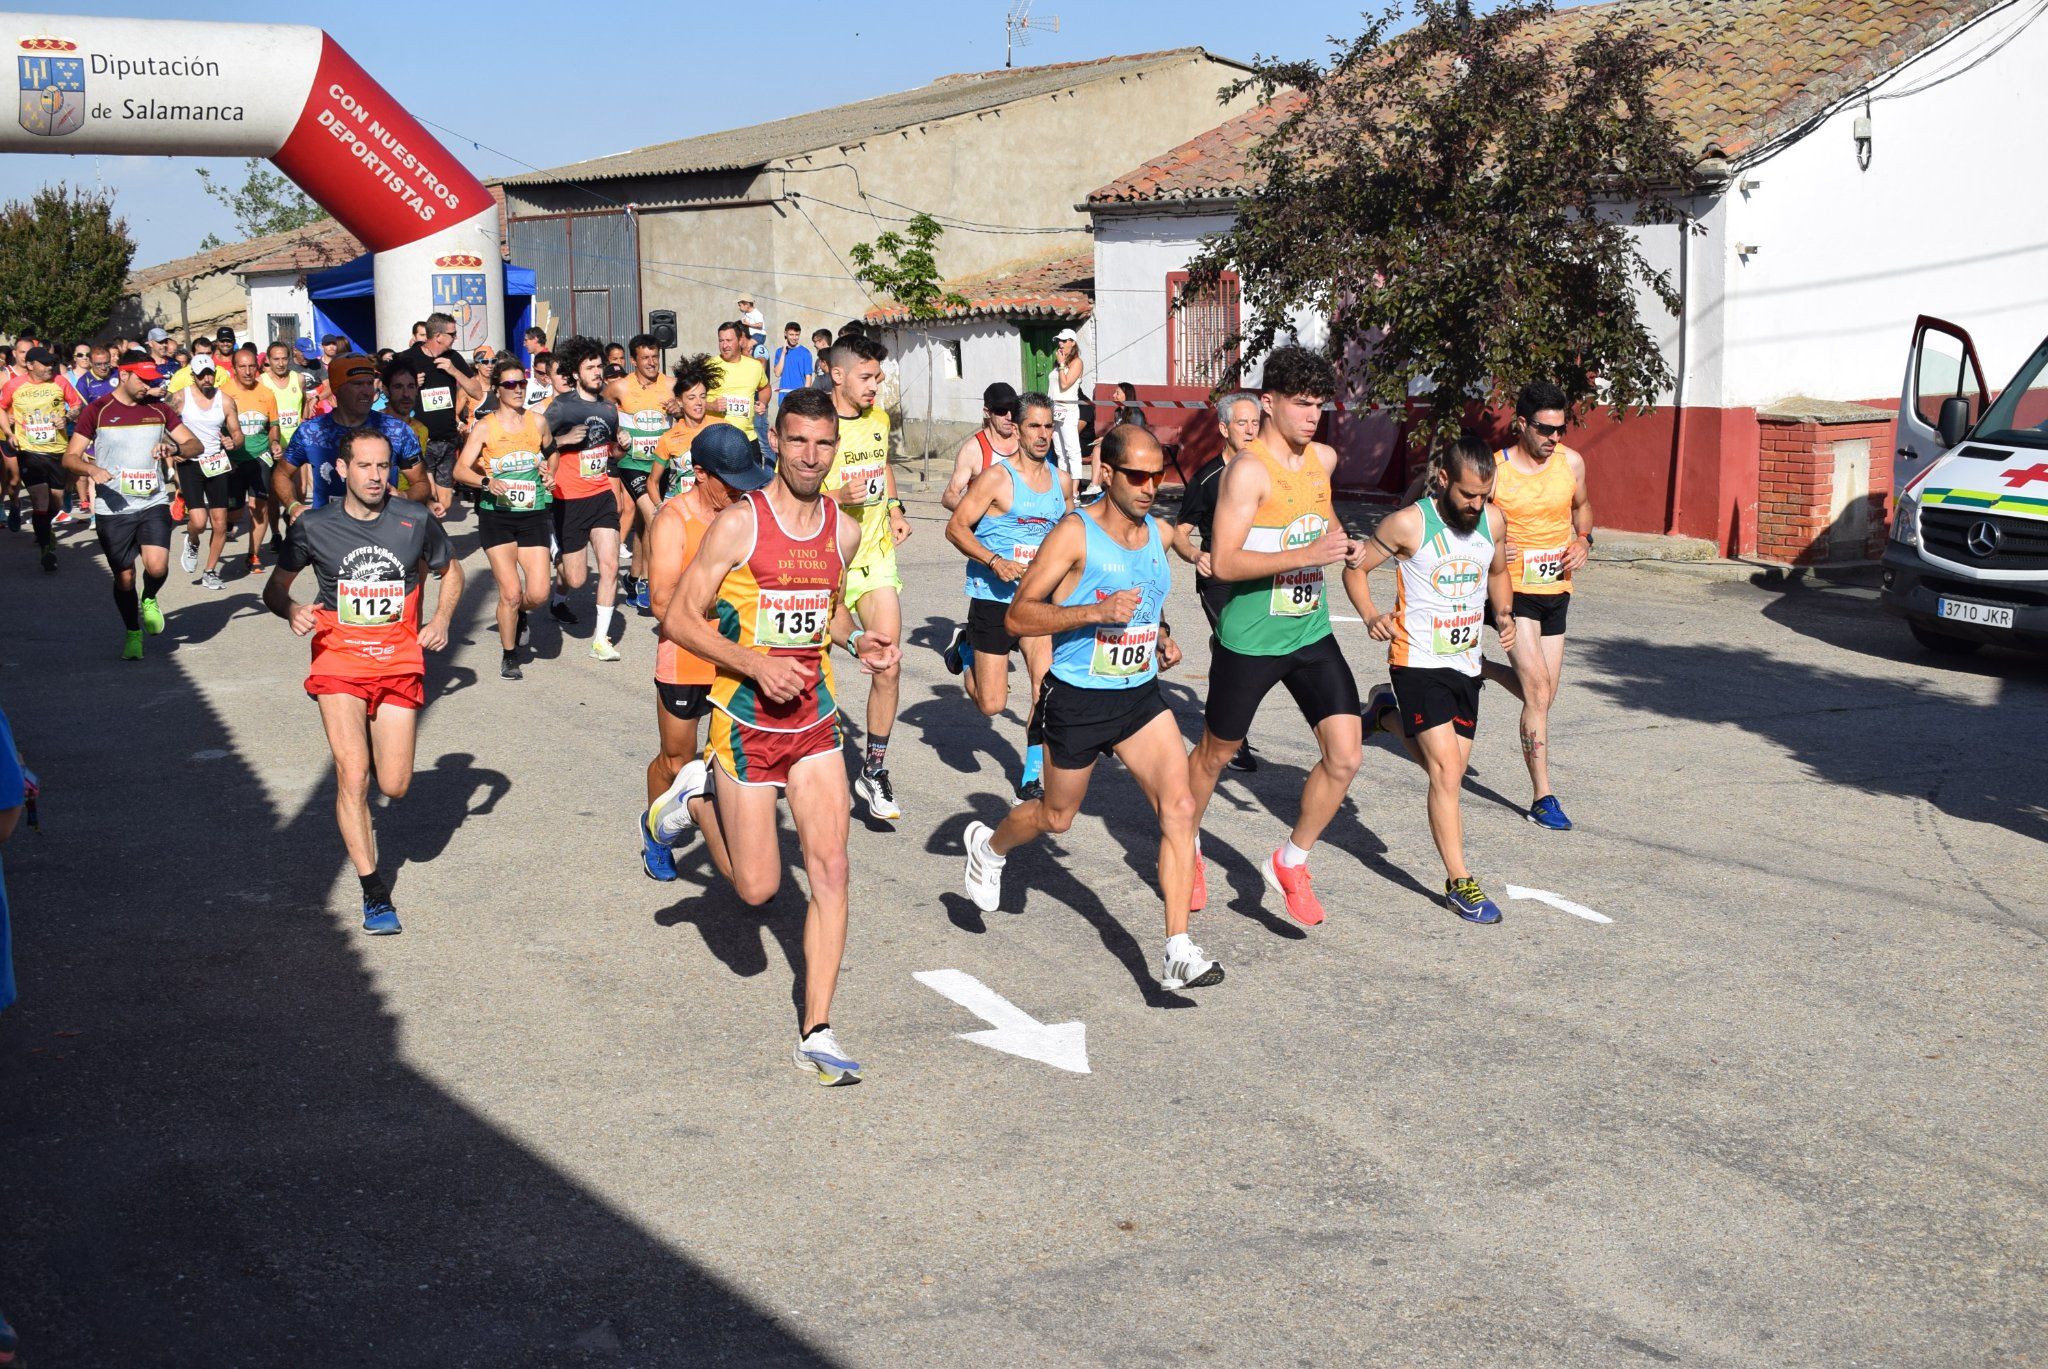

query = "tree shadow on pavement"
[{"left": 0, "top": 547, "right": 832, "bottom": 1367}]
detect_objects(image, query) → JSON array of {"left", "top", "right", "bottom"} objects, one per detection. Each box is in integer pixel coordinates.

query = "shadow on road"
[{"left": 0, "top": 534, "right": 831, "bottom": 1367}]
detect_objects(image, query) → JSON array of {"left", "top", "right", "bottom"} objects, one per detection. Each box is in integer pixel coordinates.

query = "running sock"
[
  {"left": 594, "top": 604, "right": 615, "bottom": 640},
  {"left": 864, "top": 734, "right": 890, "bottom": 774},
  {"left": 1279, "top": 839, "right": 1312, "bottom": 869},
  {"left": 1020, "top": 744, "right": 1043, "bottom": 786},
  {"left": 111, "top": 581, "right": 141, "bottom": 631},
  {"left": 30, "top": 506, "right": 52, "bottom": 544},
  {"left": 802, "top": 1023, "right": 829, "bottom": 1041},
  {"left": 1166, "top": 933, "right": 1196, "bottom": 959},
  {"left": 358, "top": 872, "right": 391, "bottom": 906},
  {"left": 142, "top": 566, "right": 167, "bottom": 601}
]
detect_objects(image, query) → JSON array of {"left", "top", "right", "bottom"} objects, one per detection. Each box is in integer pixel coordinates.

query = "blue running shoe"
[
  {"left": 634, "top": 580, "right": 652, "bottom": 612},
  {"left": 1445, "top": 877, "right": 1502, "bottom": 925},
  {"left": 1527, "top": 795, "right": 1573, "bottom": 830},
  {"left": 641, "top": 807, "right": 678, "bottom": 881},
  {"left": 0, "top": 1305, "right": 16, "bottom": 1363},
  {"left": 793, "top": 1027, "right": 862, "bottom": 1085},
  {"left": 941, "top": 624, "right": 971, "bottom": 676},
  {"left": 362, "top": 898, "right": 403, "bottom": 935}
]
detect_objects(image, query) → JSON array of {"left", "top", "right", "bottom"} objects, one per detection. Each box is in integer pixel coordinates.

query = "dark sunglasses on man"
[
  {"left": 1111, "top": 464, "right": 1166, "bottom": 487},
  {"left": 1527, "top": 420, "right": 1567, "bottom": 437},
  {"left": 499, "top": 377, "right": 528, "bottom": 390}
]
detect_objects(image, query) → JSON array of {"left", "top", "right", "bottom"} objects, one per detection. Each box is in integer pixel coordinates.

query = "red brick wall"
[{"left": 1756, "top": 415, "right": 1896, "bottom": 564}]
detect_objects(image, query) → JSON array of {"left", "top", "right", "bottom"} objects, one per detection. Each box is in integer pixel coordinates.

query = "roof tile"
[{"left": 865, "top": 251, "right": 1093, "bottom": 324}]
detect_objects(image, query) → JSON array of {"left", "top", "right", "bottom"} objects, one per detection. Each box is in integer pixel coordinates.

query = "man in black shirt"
[
  {"left": 1171, "top": 389, "right": 1264, "bottom": 772},
  {"left": 397, "top": 311, "right": 484, "bottom": 493}
]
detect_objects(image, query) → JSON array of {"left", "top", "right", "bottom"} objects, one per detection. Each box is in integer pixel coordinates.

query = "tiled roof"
[
  {"left": 1087, "top": 0, "right": 2008, "bottom": 205},
  {"left": 866, "top": 251, "right": 1093, "bottom": 325},
  {"left": 504, "top": 49, "right": 1246, "bottom": 186},
  {"left": 127, "top": 218, "right": 355, "bottom": 291},
  {"left": 234, "top": 220, "right": 364, "bottom": 277}
]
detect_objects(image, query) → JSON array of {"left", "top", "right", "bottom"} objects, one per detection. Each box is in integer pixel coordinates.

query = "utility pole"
[{"left": 1005, "top": 1, "right": 1060, "bottom": 69}]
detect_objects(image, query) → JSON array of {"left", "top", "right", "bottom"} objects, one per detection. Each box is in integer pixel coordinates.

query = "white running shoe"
[
  {"left": 793, "top": 1026, "right": 861, "bottom": 1085},
  {"left": 179, "top": 531, "right": 199, "bottom": 573},
  {"left": 1161, "top": 934, "right": 1224, "bottom": 991},
  {"left": 856, "top": 766, "right": 901, "bottom": 821},
  {"left": 962, "top": 820, "right": 1006, "bottom": 912},
  {"left": 652, "top": 759, "right": 708, "bottom": 845},
  {"left": 589, "top": 637, "right": 621, "bottom": 662}
]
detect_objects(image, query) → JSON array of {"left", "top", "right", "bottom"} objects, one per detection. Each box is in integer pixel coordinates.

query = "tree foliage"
[
  {"left": 849, "top": 214, "right": 969, "bottom": 321},
  {"left": 196, "top": 158, "right": 328, "bottom": 250},
  {"left": 1191, "top": 0, "right": 1701, "bottom": 442},
  {"left": 0, "top": 185, "right": 135, "bottom": 342}
]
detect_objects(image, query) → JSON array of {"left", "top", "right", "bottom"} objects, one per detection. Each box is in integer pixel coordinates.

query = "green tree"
[
  {"left": 1191, "top": 0, "right": 1701, "bottom": 442},
  {"left": 196, "top": 158, "right": 328, "bottom": 249},
  {"left": 849, "top": 213, "right": 968, "bottom": 462},
  {"left": 0, "top": 185, "right": 135, "bottom": 342}
]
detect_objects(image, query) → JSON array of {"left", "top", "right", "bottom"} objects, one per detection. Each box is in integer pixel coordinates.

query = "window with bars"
[{"left": 1166, "top": 270, "right": 1241, "bottom": 388}]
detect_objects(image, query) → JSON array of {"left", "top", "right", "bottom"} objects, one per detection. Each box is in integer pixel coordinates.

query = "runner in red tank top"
[{"left": 940, "top": 381, "right": 1023, "bottom": 511}]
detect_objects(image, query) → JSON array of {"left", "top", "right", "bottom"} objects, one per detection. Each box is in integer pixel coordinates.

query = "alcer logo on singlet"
[
  {"left": 1281, "top": 513, "right": 1327, "bottom": 549},
  {"left": 1431, "top": 559, "right": 1483, "bottom": 596}
]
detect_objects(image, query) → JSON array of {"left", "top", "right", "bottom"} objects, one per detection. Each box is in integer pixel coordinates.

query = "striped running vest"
[
  {"left": 709, "top": 490, "right": 847, "bottom": 731},
  {"left": 1216, "top": 440, "right": 1335, "bottom": 656},
  {"left": 1389, "top": 498, "right": 1494, "bottom": 677}
]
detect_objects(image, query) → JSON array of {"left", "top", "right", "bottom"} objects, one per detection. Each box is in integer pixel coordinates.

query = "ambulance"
[{"left": 1884, "top": 316, "right": 2048, "bottom": 655}]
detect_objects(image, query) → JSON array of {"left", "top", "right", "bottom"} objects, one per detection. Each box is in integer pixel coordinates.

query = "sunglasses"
[
  {"left": 499, "top": 377, "right": 528, "bottom": 390},
  {"left": 1111, "top": 465, "right": 1166, "bottom": 487},
  {"left": 1528, "top": 420, "right": 1567, "bottom": 437}
]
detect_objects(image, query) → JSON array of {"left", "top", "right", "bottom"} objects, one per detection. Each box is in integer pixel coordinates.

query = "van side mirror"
[{"left": 1938, "top": 395, "right": 1971, "bottom": 448}]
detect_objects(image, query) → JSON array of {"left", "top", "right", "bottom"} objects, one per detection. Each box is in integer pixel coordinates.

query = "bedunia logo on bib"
[
  {"left": 1281, "top": 513, "right": 1327, "bottom": 549},
  {"left": 1431, "top": 559, "right": 1483, "bottom": 595}
]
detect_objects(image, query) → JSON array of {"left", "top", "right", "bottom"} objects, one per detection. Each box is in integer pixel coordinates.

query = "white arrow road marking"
[
  {"left": 913, "top": 969, "right": 1090, "bottom": 1073},
  {"left": 1504, "top": 885, "right": 1613, "bottom": 924}
]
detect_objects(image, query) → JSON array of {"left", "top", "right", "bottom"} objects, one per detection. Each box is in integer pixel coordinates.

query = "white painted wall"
[
  {"left": 245, "top": 272, "right": 313, "bottom": 348},
  {"left": 1093, "top": 212, "right": 1234, "bottom": 385},
  {"left": 883, "top": 318, "right": 1097, "bottom": 424},
  {"left": 1715, "top": 1, "right": 2048, "bottom": 408}
]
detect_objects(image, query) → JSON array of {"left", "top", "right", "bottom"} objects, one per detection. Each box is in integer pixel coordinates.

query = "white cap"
[
  {"left": 1054, "top": 327, "right": 1078, "bottom": 342},
  {"left": 189, "top": 355, "right": 216, "bottom": 375}
]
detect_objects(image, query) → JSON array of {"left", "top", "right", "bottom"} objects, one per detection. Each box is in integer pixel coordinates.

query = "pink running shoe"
[{"left": 1263, "top": 850, "right": 1325, "bottom": 926}]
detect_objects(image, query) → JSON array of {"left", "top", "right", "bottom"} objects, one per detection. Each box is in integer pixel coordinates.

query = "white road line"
[
  {"left": 1504, "top": 885, "right": 1613, "bottom": 924},
  {"left": 914, "top": 969, "right": 1091, "bottom": 1073}
]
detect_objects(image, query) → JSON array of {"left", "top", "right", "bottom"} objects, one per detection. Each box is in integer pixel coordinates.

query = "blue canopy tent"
[{"left": 307, "top": 256, "right": 535, "bottom": 356}]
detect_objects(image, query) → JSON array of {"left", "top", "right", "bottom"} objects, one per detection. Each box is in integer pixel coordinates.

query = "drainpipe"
[{"left": 1664, "top": 208, "right": 1690, "bottom": 536}]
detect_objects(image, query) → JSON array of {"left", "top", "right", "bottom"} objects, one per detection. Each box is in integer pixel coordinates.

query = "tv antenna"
[{"left": 1005, "top": 1, "right": 1060, "bottom": 68}]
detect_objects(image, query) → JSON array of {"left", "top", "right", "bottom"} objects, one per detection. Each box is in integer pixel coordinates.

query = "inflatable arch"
[{"left": 1, "top": 14, "right": 504, "bottom": 353}]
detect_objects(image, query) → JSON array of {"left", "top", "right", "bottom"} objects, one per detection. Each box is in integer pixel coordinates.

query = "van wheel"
[{"left": 1910, "top": 623, "right": 1984, "bottom": 657}]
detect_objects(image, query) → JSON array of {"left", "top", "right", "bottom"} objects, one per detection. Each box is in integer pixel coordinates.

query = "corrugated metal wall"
[{"left": 509, "top": 210, "right": 642, "bottom": 344}]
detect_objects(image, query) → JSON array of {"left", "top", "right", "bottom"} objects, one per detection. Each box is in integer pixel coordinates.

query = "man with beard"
[
  {"left": 1343, "top": 437, "right": 1516, "bottom": 924},
  {"left": 263, "top": 428, "right": 462, "bottom": 935},
  {"left": 653, "top": 388, "right": 898, "bottom": 1085},
  {"left": 546, "top": 336, "right": 628, "bottom": 658}
]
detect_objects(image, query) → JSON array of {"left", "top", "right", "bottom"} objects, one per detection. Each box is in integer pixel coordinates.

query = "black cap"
[
  {"left": 22, "top": 347, "right": 56, "bottom": 367},
  {"left": 215, "top": 326, "right": 235, "bottom": 341},
  {"left": 982, "top": 381, "right": 1020, "bottom": 416},
  {"left": 689, "top": 423, "right": 774, "bottom": 492}
]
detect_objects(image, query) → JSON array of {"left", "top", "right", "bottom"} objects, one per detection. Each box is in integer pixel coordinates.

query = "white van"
[{"left": 1884, "top": 315, "right": 2048, "bottom": 655}]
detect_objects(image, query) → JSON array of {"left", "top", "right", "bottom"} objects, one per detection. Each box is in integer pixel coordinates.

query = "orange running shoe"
[{"left": 1263, "top": 850, "right": 1325, "bottom": 926}]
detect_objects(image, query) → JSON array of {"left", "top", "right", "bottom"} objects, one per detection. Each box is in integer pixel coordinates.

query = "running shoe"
[
  {"left": 500, "top": 654, "right": 523, "bottom": 681},
  {"left": 634, "top": 580, "right": 651, "bottom": 612},
  {"left": 1, "top": 1304, "right": 16, "bottom": 1363},
  {"left": 1263, "top": 851, "right": 1326, "bottom": 927},
  {"left": 793, "top": 1026, "right": 862, "bottom": 1086},
  {"left": 1014, "top": 776, "right": 1044, "bottom": 801},
  {"left": 122, "top": 629, "right": 144, "bottom": 661},
  {"left": 170, "top": 495, "right": 186, "bottom": 521},
  {"left": 361, "top": 897, "right": 403, "bottom": 935},
  {"left": 5, "top": 500, "right": 17, "bottom": 531},
  {"left": 1227, "top": 740, "right": 1259, "bottom": 773},
  {"left": 1191, "top": 852, "right": 1207, "bottom": 913},
  {"left": 1363, "top": 683, "right": 1399, "bottom": 736},
  {"left": 199, "top": 569, "right": 224, "bottom": 591},
  {"left": 1161, "top": 935, "right": 1224, "bottom": 991},
  {"left": 39, "top": 546, "right": 56, "bottom": 573},
  {"left": 941, "top": 624, "right": 968, "bottom": 676},
  {"left": 248, "top": 552, "right": 263, "bottom": 573},
  {"left": 1527, "top": 795, "right": 1573, "bottom": 831},
  {"left": 179, "top": 531, "right": 199, "bottom": 573},
  {"left": 51, "top": 507, "right": 72, "bottom": 526},
  {"left": 856, "top": 766, "right": 901, "bottom": 821},
  {"left": 548, "top": 598, "right": 578, "bottom": 625},
  {"left": 140, "top": 597, "right": 164, "bottom": 634},
  {"left": 640, "top": 808, "right": 678, "bottom": 881},
  {"left": 962, "top": 819, "right": 1006, "bottom": 912},
  {"left": 590, "top": 637, "right": 621, "bottom": 662},
  {"left": 618, "top": 544, "right": 632, "bottom": 567},
  {"left": 652, "top": 760, "right": 707, "bottom": 845},
  {"left": 1445, "top": 876, "right": 1503, "bottom": 925}
]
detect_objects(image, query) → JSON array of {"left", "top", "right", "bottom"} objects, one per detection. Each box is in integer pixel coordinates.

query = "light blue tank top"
[
  {"left": 1050, "top": 512, "right": 1171, "bottom": 690},
  {"left": 966, "top": 459, "right": 1067, "bottom": 602}
]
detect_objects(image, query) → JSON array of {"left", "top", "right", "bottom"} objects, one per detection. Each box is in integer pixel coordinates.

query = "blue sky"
[{"left": 1, "top": 2, "right": 1358, "bottom": 267}]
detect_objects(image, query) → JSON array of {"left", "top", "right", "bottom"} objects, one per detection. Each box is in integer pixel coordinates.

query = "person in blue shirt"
[
  {"left": 771, "top": 322, "right": 814, "bottom": 408},
  {"left": 273, "top": 356, "right": 424, "bottom": 513}
]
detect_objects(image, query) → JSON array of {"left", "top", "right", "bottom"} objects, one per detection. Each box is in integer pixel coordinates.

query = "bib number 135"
[{"left": 756, "top": 588, "right": 830, "bottom": 648}]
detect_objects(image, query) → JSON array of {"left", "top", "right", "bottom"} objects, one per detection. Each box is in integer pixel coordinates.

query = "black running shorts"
[
  {"left": 16, "top": 450, "right": 65, "bottom": 489},
  {"left": 657, "top": 682, "right": 713, "bottom": 721},
  {"left": 94, "top": 504, "right": 173, "bottom": 571},
  {"left": 235, "top": 460, "right": 272, "bottom": 504},
  {"left": 1389, "top": 665, "right": 1480, "bottom": 740},
  {"left": 1028, "top": 676, "right": 1169, "bottom": 772},
  {"left": 1488, "top": 592, "right": 1570, "bottom": 637},
  {"left": 616, "top": 466, "right": 654, "bottom": 503},
  {"left": 552, "top": 492, "right": 613, "bottom": 556},
  {"left": 176, "top": 461, "right": 245, "bottom": 511},
  {"left": 967, "top": 597, "right": 1018, "bottom": 656},
  {"left": 477, "top": 506, "right": 552, "bottom": 550},
  {"left": 1202, "top": 632, "right": 1360, "bottom": 743}
]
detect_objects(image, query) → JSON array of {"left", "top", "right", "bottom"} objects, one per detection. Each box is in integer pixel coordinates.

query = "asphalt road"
[{"left": 1, "top": 481, "right": 2043, "bottom": 1367}]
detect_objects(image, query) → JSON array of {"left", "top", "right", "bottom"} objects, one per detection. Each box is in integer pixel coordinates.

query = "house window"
[
  {"left": 1166, "top": 270, "right": 1240, "bottom": 388},
  {"left": 267, "top": 314, "right": 299, "bottom": 346},
  {"left": 943, "top": 338, "right": 963, "bottom": 379}
]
